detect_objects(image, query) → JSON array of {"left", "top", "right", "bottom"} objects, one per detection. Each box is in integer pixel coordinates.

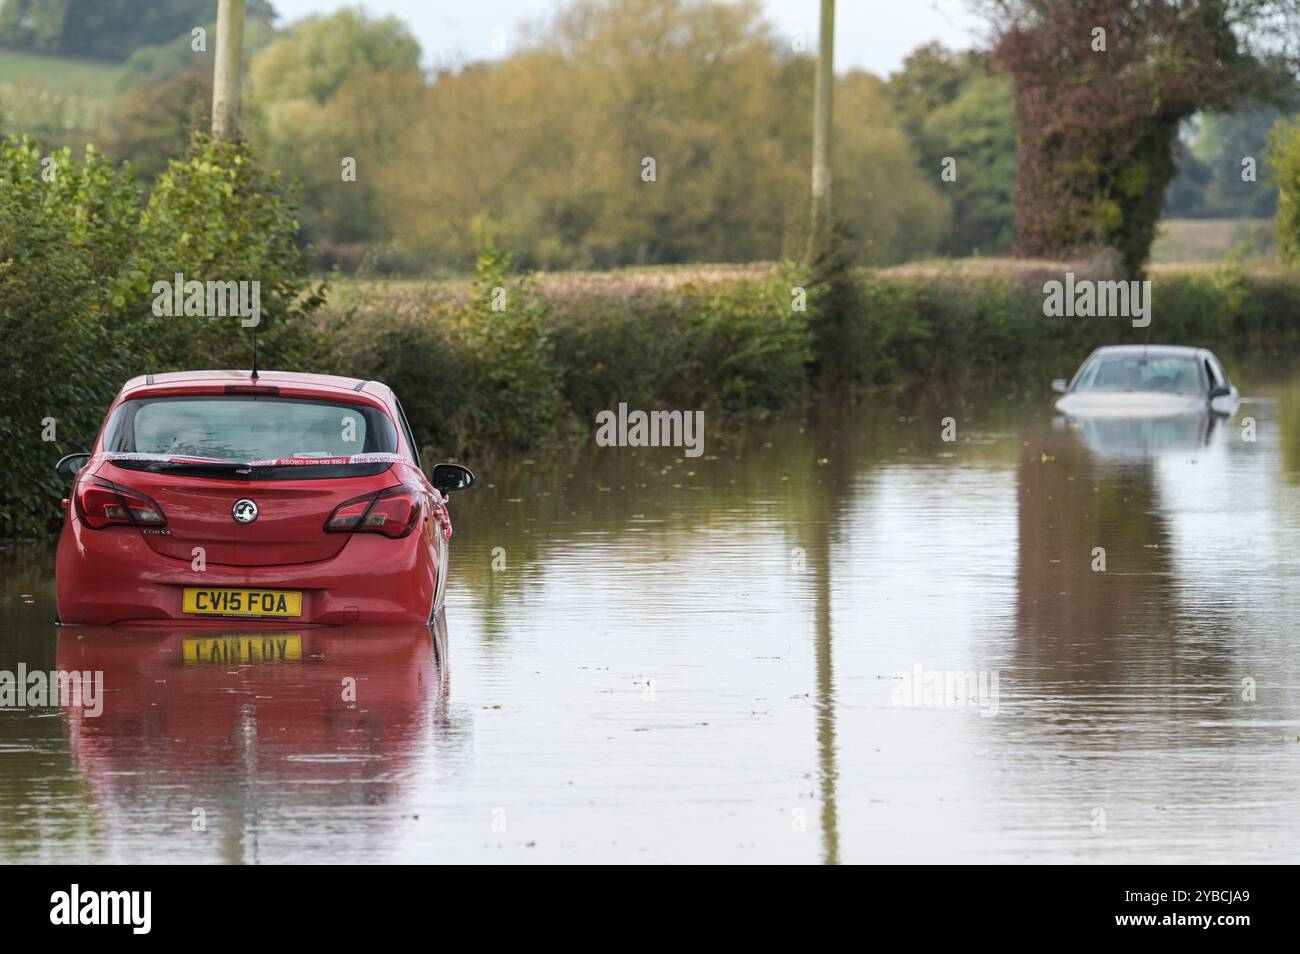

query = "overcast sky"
[{"left": 269, "top": 1, "right": 985, "bottom": 77}]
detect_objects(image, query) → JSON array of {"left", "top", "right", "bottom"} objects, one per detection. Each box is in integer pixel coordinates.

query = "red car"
[{"left": 54, "top": 370, "right": 474, "bottom": 626}]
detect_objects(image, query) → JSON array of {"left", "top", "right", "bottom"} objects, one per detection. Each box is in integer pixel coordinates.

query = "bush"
[
  {"left": 325, "top": 302, "right": 463, "bottom": 454},
  {"left": 548, "top": 264, "right": 812, "bottom": 417},
  {"left": 1271, "top": 118, "right": 1300, "bottom": 267},
  {"left": 328, "top": 248, "right": 561, "bottom": 459},
  {"left": 442, "top": 248, "right": 560, "bottom": 454},
  {"left": 333, "top": 259, "right": 812, "bottom": 460},
  {"left": 849, "top": 263, "right": 1300, "bottom": 386},
  {"left": 671, "top": 263, "right": 813, "bottom": 410},
  {"left": 0, "top": 138, "right": 140, "bottom": 535},
  {"left": 8, "top": 127, "right": 1300, "bottom": 539},
  {"left": 114, "top": 134, "right": 326, "bottom": 372},
  {"left": 0, "top": 133, "right": 324, "bottom": 536}
]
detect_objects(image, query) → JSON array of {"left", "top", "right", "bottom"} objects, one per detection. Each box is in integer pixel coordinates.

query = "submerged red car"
[{"left": 55, "top": 370, "right": 474, "bottom": 626}]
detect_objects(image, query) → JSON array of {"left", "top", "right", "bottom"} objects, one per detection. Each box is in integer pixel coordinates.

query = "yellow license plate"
[
  {"left": 184, "top": 634, "right": 303, "bottom": 665},
  {"left": 182, "top": 588, "right": 302, "bottom": 618}
]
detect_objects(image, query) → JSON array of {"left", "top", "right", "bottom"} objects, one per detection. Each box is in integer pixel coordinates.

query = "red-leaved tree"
[{"left": 981, "top": 0, "right": 1298, "bottom": 275}]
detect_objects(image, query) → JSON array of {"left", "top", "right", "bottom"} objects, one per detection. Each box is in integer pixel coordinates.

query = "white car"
[{"left": 1052, "top": 345, "right": 1240, "bottom": 418}]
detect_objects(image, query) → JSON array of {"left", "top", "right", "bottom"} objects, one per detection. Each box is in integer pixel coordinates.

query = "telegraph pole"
[
  {"left": 212, "top": 0, "right": 247, "bottom": 141},
  {"left": 808, "top": 0, "right": 835, "bottom": 259}
]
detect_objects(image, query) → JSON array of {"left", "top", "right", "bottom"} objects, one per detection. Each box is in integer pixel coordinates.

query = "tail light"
[
  {"left": 324, "top": 484, "right": 422, "bottom": 539},
  {"left": 75, "top": 476, "right": 167, "bottom": 530}
]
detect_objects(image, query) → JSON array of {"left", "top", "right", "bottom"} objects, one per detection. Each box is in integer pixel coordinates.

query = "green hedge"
[
  {"left": 850, "top": 265, "right": 1300, "bottom": 383},
  {"left": 326, "top": 261, "right": 816, "bottom": 458},
  {"left": 328, "top": 260, "right": 1300, "bottom": 463}
]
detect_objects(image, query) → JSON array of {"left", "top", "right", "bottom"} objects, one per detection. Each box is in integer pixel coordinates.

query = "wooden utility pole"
[
  {"left": 212, "top": 0, "right": 247, "bottom": 141},
  {"left": 808, "top": 0, "right": 834, "bottom": 259}
]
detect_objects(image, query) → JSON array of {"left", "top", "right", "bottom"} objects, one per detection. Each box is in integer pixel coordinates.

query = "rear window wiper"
[
  {"left": 103, "top": 454, "right": 254, "bottom": 474},
  {"left": 153, "top": 460, "right": 254, "bottom": 474}
]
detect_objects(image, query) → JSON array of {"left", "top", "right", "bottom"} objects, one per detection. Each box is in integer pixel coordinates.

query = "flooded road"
[{"left": 4, "top": 355, "right": 1300, "bottom": 863}]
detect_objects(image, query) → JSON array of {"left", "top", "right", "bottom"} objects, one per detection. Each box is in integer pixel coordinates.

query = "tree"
[
  {"left": 244, "top": 8, "right": 423, "bottom": 245},
  {"left": 922, "top": 75, "right": 1016, "bottom": 255},
  {"left": 101, "top": 64, "right": 213, "bottom": 180},
  {"left": 979, "top": 0, "right": 1300, "bottom": 274},
  {"left": 0, "top": 137, "right": 137, "bottom": 535},
  {"left": 1191, "top": 106, "right": 1294, "bottom": 217},
  {"left": 888, "top": 42, "right": 976, "bottom": 145},
  {"left": 1271, "top": 117, "right": 1300, "bottom": 264},
  {"left": 834, "top": 72, "right": 951, "bottom": 262},
  {"left": 372, "top": 0, "right": 944, "bottom": 270},
  {"left": 100, "top": 11, "right": 275, "bottom": 180},
  {"left": 246, "top": 8, "right": 420, "bottom": 105},
  {"left": 889, "top": 44, "right": 1016, "bottom": 256},
  {"left": 0, "top": 0, "right": 276, "bottom": 61}
]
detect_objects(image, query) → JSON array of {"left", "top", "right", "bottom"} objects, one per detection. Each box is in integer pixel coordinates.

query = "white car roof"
[{"left": 1088, "top": 345, "right": 1208, "bottom": 359}]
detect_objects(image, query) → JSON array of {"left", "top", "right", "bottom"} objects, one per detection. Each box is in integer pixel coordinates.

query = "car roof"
[
  {"left": 1087, "top": 345, "right": 1209, "bottom": 359},
  {"left": 120, "top": 370, "right": 393, "bottom": 400}
]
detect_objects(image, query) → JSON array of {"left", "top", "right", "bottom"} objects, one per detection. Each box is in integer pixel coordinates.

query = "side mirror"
[
  {"left": 55, "top": 452, "right": 90, "bottom": 480},
  {"left": 1209, "top": 385, "right": 1231, "bottom": 399},
  {"left": 431, "top": 462, "right": 475, "bottom": 495},
  {"left": 1051, "top": 378, "right": 1069, "bottom": 394}
]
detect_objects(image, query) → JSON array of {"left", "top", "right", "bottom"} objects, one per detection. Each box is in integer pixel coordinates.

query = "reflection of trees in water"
[
  {"left": 452, "top": 383, "right": 1043, "bottom": 860},
  {"left": 0, "top": 542, "right": 57, "bottom": 668},
  {"left": 1013, "top": 421, "right": 1234, "bottom": 696},
  {"left": 453, "top": 384, "right": 1029, "bottom": 643},
  {"left": 0, "top": 545, "right": 93, "bottom": 862},
  {"left": 1277, "top": 380, "right": 1300, "bottom": 481},
  {"left": 455, "top": 404, "right": 877, "bottom": 862},
  {"left": 791, "top": 389, "right": 1034, "bottom": 864},
  {"left": 1016, "top": 424, "right": 1172, "bottom": 679},
  {"left": 449, "top": 415, "right": 844, "bottom": 643}
]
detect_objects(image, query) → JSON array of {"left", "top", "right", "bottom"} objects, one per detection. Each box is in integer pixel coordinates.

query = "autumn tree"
[
  {"left": 376, "top": 0, "right": 946, "bottom": 270},
  {"left": 980, "top": 0, "right": 1300, "bottom": 274},
  {"left": 244, "top": 8, "right": 423, "bottom": 245}
]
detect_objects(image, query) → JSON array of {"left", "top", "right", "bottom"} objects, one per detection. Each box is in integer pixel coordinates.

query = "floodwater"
[{"left": 4, "top": 354, "right": 1300, "bottom": 863}]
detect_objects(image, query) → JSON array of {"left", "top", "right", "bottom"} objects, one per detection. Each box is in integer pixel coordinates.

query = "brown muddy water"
[{"left": 3, "top": 356, "right": 1300, "bottom": 863}]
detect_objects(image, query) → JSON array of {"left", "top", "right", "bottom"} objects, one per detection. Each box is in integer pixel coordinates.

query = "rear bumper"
[{"left": 56, "top": 517, "right": 439, "bottom": 626}]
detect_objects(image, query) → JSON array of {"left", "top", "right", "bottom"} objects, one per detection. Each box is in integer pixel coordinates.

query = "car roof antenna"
[{"left": 250, "top": 323, "right": 259, "bottom": 381}]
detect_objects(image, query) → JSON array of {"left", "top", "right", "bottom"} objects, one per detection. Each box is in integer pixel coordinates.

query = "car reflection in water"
[
  {"left": 56, "top": 620, "right": 449, "bottom": 863},
  {"left": 1056, "top": 408, "right": 1222, "bottom": 460}
]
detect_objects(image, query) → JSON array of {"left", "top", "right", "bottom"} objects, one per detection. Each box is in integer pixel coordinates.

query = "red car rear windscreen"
[{"left": 99, "top": 395, "right": 403, "bottom": 480}]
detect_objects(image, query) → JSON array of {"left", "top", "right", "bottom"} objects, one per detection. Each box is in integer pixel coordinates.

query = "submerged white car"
[{"left": 1052, "top": 345, "right": 1240, "bottom": 418}]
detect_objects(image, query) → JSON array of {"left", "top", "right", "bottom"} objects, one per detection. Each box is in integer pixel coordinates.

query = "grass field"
[
  {"left": 0, "top": 48, "right": 118, "bottom": 94},
  {"left": 329, "top": 246, "right": 1285, "bottom": 306},
  {"left": 325, "top": 219, "right": 1280, "bottom": 294},
  {"left": 1150, "top": 217, "right": 1276, "bottom": 263},
  {"left": 0, "top": 49, "right": 117, "bottom": 138}
]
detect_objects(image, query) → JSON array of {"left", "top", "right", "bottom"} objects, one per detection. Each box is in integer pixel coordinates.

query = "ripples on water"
[{"left": 3, "top": 358, "right": 1300, "bottom": 862}]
